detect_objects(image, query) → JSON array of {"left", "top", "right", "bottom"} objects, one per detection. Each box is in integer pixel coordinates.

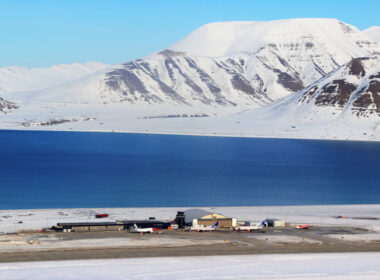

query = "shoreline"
[
  {"left": 1, "top": 203, "right": 380, "bottom": 212},
  {"left": 1, "top": 127, "right": 379, "bottom": 143}
]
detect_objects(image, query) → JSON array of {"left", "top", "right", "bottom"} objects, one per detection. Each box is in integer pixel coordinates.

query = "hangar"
[
  {"left": 53, "top": 222, "right": 123, "bottom": 232},
  {"left": 183, "top": 209, "right": 237, "bottom": 228}
]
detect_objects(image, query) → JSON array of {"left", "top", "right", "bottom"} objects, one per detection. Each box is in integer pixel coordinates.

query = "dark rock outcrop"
[
  {"left": 315, "top": 80, "right": 357, "bottom": 108},
  {"left": 348, "top": 58, "right": 366, "bottom": 77},
  {"left": 0, "top": 97, "right": 17, "bottom": 113}
]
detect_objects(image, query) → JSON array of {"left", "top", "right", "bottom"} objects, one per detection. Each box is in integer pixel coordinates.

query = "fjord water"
[{"left": 0, "top": 130, "right": 379, "bottom": 210}]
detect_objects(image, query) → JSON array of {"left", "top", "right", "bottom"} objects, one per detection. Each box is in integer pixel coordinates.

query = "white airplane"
[
  {"left": 235, "top": 220, "right": 265, "bottom": 232},
  {"left": 132, "top": 223, "right": 156, "bottom": 233},
  {"left": 190, "top": 222, "right": 218, "bottom": 232}
]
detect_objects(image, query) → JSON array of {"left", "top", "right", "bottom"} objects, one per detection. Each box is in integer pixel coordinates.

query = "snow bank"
[{"left": 1, "top": 253, "right": 380, "bottom": 279}]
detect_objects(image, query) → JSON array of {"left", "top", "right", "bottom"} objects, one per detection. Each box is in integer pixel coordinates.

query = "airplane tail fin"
[
  {"left": 260, "top": 220, "right": 265, "bottom": 227},
  {"left": 134, "top": 223, "right": 138, "bottom": 230},
  {"left": 213, "top": 222, "right": 218, "bottom": 228}
]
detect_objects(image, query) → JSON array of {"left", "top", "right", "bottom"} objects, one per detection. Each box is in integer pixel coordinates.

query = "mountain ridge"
[
  {"left": 6, "top": 18, "right": 379, "bottom": 109},
  {"left": 0, "top": 61, "right": 109, "bottom": 94},
  {"left": 169, "top": 18, "right": 378, "bottom": 56}
]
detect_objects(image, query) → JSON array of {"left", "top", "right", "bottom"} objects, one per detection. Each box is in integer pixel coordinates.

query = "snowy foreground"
[
  {"left": 1, "top": 204, "right": 380, "bottom": 233},
  {"left": 1, "top": 253, "right": 380, "bottom": 280}
]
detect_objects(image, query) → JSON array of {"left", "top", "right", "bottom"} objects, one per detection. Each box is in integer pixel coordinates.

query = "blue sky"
[{"left": 1, "top": 0, "right": 379, "bottom": 67}]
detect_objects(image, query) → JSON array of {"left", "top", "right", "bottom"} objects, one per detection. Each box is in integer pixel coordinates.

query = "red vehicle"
[
  {"left": 296, "top": 224, "right": 311, "bottom": 230},
  {"left": 95, "top": 214, "right": 109, "bottom": 218}
]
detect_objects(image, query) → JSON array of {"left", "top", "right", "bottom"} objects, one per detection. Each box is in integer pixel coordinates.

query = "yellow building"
[{"left": 185, "top": 209, "right": 236, "bottom": 228}]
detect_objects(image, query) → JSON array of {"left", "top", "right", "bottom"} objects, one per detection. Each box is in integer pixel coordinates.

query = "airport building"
[
  {"left": 53, "top": 222, "right": 123, "bottom": 232},
  {"left": 265, "top": 218, "right": 286, "bottom": 227},
  {"left": 184, "top": 209, "right": 237, "bottom": 228},
  {"left": 117, "top": 220, "right": 171, "bottom": 230},
  {"left": 53, "top": 220, "right": 171, "bottom": 232}
]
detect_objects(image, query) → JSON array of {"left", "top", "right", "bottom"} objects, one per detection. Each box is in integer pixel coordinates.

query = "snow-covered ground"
[
  {"left": 1, "top": 204, "right": 380, "bottom": 234},
  {"left": 247, "top": 235, "right": 323, "bottom": 245},
  {"left": 1, "top": 100, "right": 379, "bottom": 141},
  {"left": 0, "top": 235, "right": 226, "bottom": 252},
  {"left": 1, "top": 253, "right": 380, "bottom": 279},
  {"left": 326, "top": 233, "right": 380, "bottom": 242}
]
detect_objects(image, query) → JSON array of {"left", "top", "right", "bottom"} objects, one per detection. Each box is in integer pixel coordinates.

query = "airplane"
[
  {"left": 296, "top": 224, "right": 311, "bottom": 230},
  {"left": 235, "top": 220, "right": 265, "bottom": 231},
  {"left": 190, "top": 222, "right": 218, "bottom": 232},
  {"left": 132, "top": 223, "right": 156, "bottom": 233}
]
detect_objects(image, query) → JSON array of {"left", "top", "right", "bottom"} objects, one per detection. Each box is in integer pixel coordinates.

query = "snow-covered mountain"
[
  {"left": 14, "top": 50, "right": 275, "bottom": 107},
  {"left": 0, "top": 18, "right": 379, "bottom": 140},
  {"left": 170, "top": 18, "right": 380, "bottom": 86},
  {"left": 363, "top": 26, "right": 380, "bottom": 42},
  {"left": 182, "top": 56, "right": 380, "bottom": 141},
  {"left": 4, "top": 18, "right": 380, "bottom": 110},
  {"left": 171, "top": 19, "right": 379, "bottom": 57},
  {"left": 238, "top": 54, "right": 380, "bottom": 119},
  {"left": 0, "top": 62, "right": 109, "bottom": 94}
]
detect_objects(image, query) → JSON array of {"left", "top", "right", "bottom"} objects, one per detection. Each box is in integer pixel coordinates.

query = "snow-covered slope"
[
  {"left": 363, "top": 26, "right": 380, "bottom": 42},
  {"left": 0, "top": 62, "right": 109, "bottom": 94},
  {"left": 274, "top": 55, "right": 380, "bottom": 118},
  {"left": 189, "top": 55, "right": 380, "bottom": 141},
  {"left": 13, "top": 50, "right": 280, "bottom": 107}
]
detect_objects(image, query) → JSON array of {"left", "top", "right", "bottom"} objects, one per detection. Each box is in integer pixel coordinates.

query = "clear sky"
[{"left": 1, "top": 0, "right": 379, "bottom": 67}]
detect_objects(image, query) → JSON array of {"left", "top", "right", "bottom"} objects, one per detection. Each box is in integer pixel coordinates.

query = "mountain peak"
[
  {"left": 158, "top": 49, "right": 186, "bottom": 57},
  {"left": 168, "top": 18, "right": 365, "bottom": 57}
]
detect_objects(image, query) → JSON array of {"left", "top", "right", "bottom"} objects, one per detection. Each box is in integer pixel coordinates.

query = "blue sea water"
[{"left": 0, "top": 130, "right": 379, "bottom": 210}]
